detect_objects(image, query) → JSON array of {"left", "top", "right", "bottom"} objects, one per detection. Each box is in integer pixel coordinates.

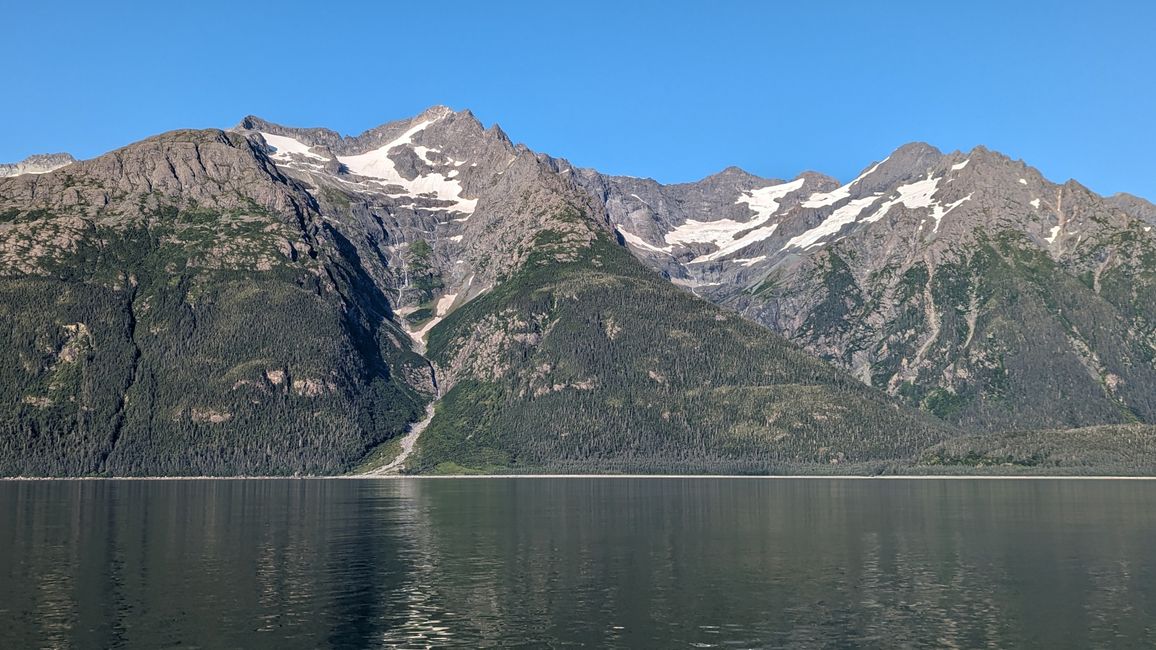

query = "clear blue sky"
[{"left": 4, "top": 1, "right": 1154, "bottom": 198}]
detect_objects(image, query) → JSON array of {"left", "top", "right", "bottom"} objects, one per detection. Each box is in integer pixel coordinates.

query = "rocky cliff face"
[
  {"left": 0, "top": 153, "right": 75, "bottom": 178},
  {"left": 232, "top": 106, "right": 605, "bottom": 352},
  {"left": 586, "top": 144, "right": 1156, "bottom": 431}
]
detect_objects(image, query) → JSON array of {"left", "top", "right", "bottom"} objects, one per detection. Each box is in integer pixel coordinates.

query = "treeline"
[{"left": 916, "top": 423, "right": 1156, "bottom": 475}]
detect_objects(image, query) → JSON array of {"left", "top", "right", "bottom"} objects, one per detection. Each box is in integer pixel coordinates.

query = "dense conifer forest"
[{"left": 410, "top": 231, "right": 957, "bottom": 474}]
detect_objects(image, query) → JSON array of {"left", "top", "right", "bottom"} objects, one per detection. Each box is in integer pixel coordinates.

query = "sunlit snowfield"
[{"left": 2, "top": 478, "right": 1155, "bottom": 648}]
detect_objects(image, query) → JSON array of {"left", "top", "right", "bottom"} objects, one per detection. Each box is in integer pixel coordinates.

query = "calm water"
[{"left": 2, "top": 478, "right": 1155, "bottom": 649}]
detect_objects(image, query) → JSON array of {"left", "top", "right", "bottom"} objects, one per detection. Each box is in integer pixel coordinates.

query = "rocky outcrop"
[{"left": 0, "top": 153, "right": 75, "bottom": 178}]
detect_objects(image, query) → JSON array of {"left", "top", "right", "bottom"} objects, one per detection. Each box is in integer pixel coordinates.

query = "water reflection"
[{"left": 1, "top": 478, "right": 1154, "bottom": 648}]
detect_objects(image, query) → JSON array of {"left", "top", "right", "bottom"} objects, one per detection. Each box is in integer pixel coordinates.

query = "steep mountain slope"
[
  {"left": 0, "top": 107, "right": 957, "bottom": 476},
  {"left": 586, "top": 145, "right": 1156, "bottom": 432},
  {"left": 0, "top": 130, "right": 430, "bottom": 476},
  {"left": 232, "top": 106, "right": 602, "bottom": 342},
  {"left": 231, "top": 109, "right": 956, "bottom": 474},
  {"left": 413, "top": 228, "right": 955, "bottom": 474}
]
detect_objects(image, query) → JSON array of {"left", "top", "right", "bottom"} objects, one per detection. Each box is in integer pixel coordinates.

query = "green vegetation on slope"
[
  {"left": 915, "top": 424, "right": 1156, "bottom": 475},
  {"left": 0, "top": 209, "right": 428, "bottom": 476},
  {"left": 408, "top": 229, "right": 956, "bottom": 474},
  {"left": 810, "top": 230, "right": 1156, "bottom": 433}
]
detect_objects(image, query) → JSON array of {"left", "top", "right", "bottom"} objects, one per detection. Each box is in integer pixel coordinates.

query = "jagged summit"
[
  {"left": 891, "top": 141, "right": 943, "bottom": 157},
  {"left": 591, "top": 135, "right": 1156, "bottom": 434},
  {"left": 234, "top": 105, "right": 479, "bottom": 151},
  {"left": 1108, "top": 192, "right": 1156, "bottom": 225},
  {"left": 0, "top": 152, "right": 76, "bottom": 177},
  {"left": 701, "top": 165, "right": 765, "bottom": 180}
]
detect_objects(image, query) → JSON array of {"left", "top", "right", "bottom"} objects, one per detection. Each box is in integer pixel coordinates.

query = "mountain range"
[{"left": 2, "top": 106, "right": 1154, "bottom": 476}]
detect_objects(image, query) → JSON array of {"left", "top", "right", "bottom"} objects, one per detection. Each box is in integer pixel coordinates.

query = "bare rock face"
[
  {"left": 0, "top": 153, "right": 75, "bottom": 178},
  {"left": 1, "top": 131, "right": 305, "bottom": 216},
  {"left": 232, "top": 106, "right": 606, "bottom": 335},
  {"left": 1108, "top": 192, "right": 1156, "bottom": 226},
  {"left": 586, "top": 143, "right": 1156, "bottom": 432},
  {"left": 0, "top": 130, "right": 323, "bottom": 277}
]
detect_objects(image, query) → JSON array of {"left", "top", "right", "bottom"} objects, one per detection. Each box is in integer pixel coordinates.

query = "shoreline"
[{"left": 2, "top": 474, "right": 1156, "bottom": 481}]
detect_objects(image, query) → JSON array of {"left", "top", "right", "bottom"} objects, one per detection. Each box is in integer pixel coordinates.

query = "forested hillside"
[
  {"left": 0, "top": 132, "right": 430, "bottom": 476},
  {"left": 411, "top": 223, "right": 956, "bottom": 474},
  {"left": 913, "top": 424, "right": 1156, "bottom": 475}
]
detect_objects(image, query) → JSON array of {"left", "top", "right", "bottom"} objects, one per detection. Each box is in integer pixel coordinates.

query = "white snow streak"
[
  {"left": 801, "top": 157, "right": 889, "bottom": 209},
  {"left": 861, "top": 175, "right": 971, "bottom": 232},
  {"left": 691, "top": 224, "right": 781, "bottom": 262},
  {"left": 407, "top": 292, "right": 461, "bottom": 346},
  {"left": 858, "top": 157, "right": 889, "bottom": 179},
  {"left": 929, "top": 194, "right": 973, "bottom": 231},
  {"left": 785, "top": 173, "right": 973, "bottom": 249},
  {"left": 338, "top": 119, "right": 477, "bottom": 213},
  {"left": 784, "top": 195, "right": 881, "bottom": 250},
  {"left": 412, "top": 145, "right": 438, "bottom": 164},
  {"left": 616, "top": 226, "right": 671, "bottom": 254},
  {"left": 1030, "top": 198, "right": 1041, "bottom": 209},
  {"left": 951, "top": 159, "right": 970, "bottom": 171},
  {"left": 864, "top": 176, "right": 941, "bottom": 223},
  {"left": 732, "top": 256, "right": 767, "bottom": 267},
  {"left": 660, "top": 178, "right": 804, "bottom": 262},
  {"left": 261, "top": 133, "right": 327, "bottom": 161},
  {"left": 801, "top": 184, "right": 851, "bottom": 209},
  {"left": 735, "top": 177, "right": 808, "bottom": 222}
]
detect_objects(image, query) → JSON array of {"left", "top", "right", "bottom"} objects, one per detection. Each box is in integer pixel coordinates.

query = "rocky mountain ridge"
[
  {"left": 2, "top": 106, "right": 1155, "bottom": 475},
  {"left": 0, "top": 153, "right": 75, "bottom": 178},
  {"left": 582, "top": 142, "right": 1156, "bottom": 431}
]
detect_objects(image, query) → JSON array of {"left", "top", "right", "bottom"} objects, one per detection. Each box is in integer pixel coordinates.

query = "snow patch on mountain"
[
  {"left": 658, "top": 178, "right": 805, "bottom": 263},
  {"left": 616, "top": 226, "right": 671, "bottom": 254},
  {"left": 733, "top": 256, "right": 767, "bottom": 266},
  {"left": 338, "top": 119, "right": 477, "bottom": 213},
  {"left": 801, "top": 184, "right": 852, "bottom": 209},
  {"left": 735, "top": 178, "right": 807, "bottom": 221},
  {"left": 406, "top": 291, "right": 462, "bottom": 350},
  {"left": 784, "top": 195, "right": 881, "bottom": 250},
  {"left": 861, "top": 175, "right": 971, "bottom": 231},
  {"left": 864, "top": 176, "right": 940, "bottom": 223},
  {"left": 688, "top": 223, "right": 781, "bottom": 263},
  {"left": 930, "top": 194, "right": 973, "bottom": 231},
  {"left": 261, "top": 133, "right": 327, "bottom": 161},
  {"left": 801, "top": 158, "right": 889, "bottom": 209},
  {"left": 783, "top": 173, "right": 974, "bottom": 249}
]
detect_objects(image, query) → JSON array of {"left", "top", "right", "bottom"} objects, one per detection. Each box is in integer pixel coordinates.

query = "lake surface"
[{"left": 2, "top": 478, "right": 1155, "bottom": 648}]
